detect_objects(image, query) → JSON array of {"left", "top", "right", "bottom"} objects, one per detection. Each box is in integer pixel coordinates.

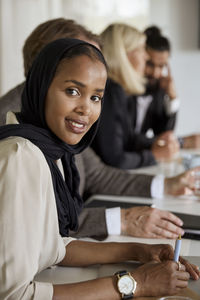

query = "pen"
[{"left": 173, "top": 235, "right": 182, "bottom": 262}]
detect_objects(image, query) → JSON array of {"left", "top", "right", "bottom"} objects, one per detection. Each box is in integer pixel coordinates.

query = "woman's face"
[
  {"left": 45, "top": 55, "right": 107, "bottom": 145},
  {"left": 127, "top": 43, "right": 148, "bottom": 75}
]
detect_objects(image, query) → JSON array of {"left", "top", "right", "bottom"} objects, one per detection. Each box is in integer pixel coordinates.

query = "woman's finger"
[{"left": 180, "top": 257, "right": 200, "bottom": 280}]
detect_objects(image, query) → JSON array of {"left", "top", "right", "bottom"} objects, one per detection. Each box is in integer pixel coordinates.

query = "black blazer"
[
  {"left": 92, "top": 79, "right": 176, "bottom": 169},
  {"left": 128, "top": 87, "right": 176, "bottom": 152}
]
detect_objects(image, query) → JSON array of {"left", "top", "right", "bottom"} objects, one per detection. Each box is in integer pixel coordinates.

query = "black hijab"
[{"left": 0, "top": 38, "right": 106, "bottom": 236}]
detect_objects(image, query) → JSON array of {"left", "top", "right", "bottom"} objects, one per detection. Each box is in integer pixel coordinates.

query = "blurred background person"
[
  {"left": 145, "top": 25, "right": 200, "bottom": 150},
  {"left": 145, "top": 25, "right": 179, "bottom": 116},
  {"left": 92, "top": 23, "right": 179, "bottom": 170}
]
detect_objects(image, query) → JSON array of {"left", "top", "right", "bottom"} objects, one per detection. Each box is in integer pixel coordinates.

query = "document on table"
[{"left": 170, "top": 212, "right": 200, "bottom": 240}]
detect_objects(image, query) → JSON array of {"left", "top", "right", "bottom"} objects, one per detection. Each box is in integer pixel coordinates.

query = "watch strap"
[
  {"left": 123, "top": 293, "right": 133, "bottom": 299},
  {"left": 115, "top": 270, "right": 128, "bottom": 277}
]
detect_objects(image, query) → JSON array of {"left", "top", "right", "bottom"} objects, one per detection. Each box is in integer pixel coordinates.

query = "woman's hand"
[
  {"left": 137, "top": 243, "right": 174, "bottom": 263},
  {"left": 132, "top": 260, "right": 189, "bottom": 297},
  {"left": 138, "top": 244, "right": 200, "bottom": 280},
  {"left": 152, "top": 131, "right": 180, "bottom": 162},
  {"left": 179, "top": 256, "right": 200, "bottom": 280}
]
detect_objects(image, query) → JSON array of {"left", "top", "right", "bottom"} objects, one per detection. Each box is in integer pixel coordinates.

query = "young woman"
[
  {"left": 91, "top": 23, "right": 179, "bottom": 169},
  {"left": 0, "top": 38, "right": 198, "bottom": 299}
]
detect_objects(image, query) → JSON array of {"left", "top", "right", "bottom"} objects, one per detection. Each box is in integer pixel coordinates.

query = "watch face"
[{"left": 118, "top": 275, "right": 135, "bottom": 295}]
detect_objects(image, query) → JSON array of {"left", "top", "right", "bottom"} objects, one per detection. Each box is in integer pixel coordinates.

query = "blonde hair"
[{"left": 101, "top": 23, "right": 146, "bottom": 95}]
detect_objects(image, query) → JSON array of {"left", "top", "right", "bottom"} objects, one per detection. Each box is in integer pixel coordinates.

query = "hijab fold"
[{"left": 0, "top": 39, "right": 104, "bottom": 236}]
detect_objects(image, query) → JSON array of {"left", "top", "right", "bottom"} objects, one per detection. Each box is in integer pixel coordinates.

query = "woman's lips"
[{"left": 65, "top": 119, "right": 87, "bottom": 134}]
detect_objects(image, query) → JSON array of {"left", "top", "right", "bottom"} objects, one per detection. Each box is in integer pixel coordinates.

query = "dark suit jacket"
[
  {"left": 0, "top": 83, "right": 153, "bottom": 240},
  {"left": 0, "top": 83, "right": 24, "bottom": 125},
  {"left": 92, "top": 79, "right": 176, "bottom": 169},
  {"left": 128, "top": 88, "right": 176, "bottom": 152}
]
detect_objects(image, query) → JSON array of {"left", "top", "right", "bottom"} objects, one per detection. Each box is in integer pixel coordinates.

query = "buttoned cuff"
[
  {"left": 105, "top": 207, "right": 121, "bottom": 235},
  {"left": 151, "top": 175, "right": 165, "bottom": 199}
]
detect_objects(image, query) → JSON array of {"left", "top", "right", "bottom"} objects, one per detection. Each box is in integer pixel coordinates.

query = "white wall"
[
  {"left": 149, "top": 0, "right": 200, "bottom": 135},
  {"left": 0, "top": 0, "right": 63, "bottom": 95},
  {"left": 0, "top": 0, "right": 149, "bottom": 96},
  {"left": 0, "top": 0, "right": 199, "bottom": 136},
  {"left": 172, "top": 52, "right": 200, "bottom": 136}
]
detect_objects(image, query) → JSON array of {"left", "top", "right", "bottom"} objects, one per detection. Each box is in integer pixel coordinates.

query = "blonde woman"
[{"left": 92, "top": 23, "right": 179, "bottom": 169}]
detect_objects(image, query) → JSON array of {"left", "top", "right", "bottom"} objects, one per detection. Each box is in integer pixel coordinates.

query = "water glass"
[{"left": 194, "top": 171, "right": 200, "bottom": 195}]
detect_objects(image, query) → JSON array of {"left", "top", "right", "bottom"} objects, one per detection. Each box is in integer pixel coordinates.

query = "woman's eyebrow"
[
  {"left": 95, "top": 88, "right": 105, "bottom": 93},
  {"left": 64, "top": 80, "right": 85, "bottom": 87},
  {"left": 64, "top": 80, "right": 105, "bottom": 93}
]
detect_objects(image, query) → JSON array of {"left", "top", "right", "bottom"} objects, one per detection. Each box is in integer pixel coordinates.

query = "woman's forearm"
[
  {"left": 60, "top": 240, "right": 148, "bottom": 267},
  {"left": 55, "top": 242, "right": 193, "bottom": 299},
  {"left": 53, "top": 276, "right": 120, "bottom": 300}
]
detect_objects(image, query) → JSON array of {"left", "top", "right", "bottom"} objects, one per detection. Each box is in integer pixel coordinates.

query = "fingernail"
[{"left": 178, "top": 219, "right": 183, "bottom": 226}]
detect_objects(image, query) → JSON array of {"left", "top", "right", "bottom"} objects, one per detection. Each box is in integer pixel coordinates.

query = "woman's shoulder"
[
  {"left": 0, "top": 136, "right": 47, "bottom": 167},
  {"left": 0, "top": 136, "right": 38, "bottom": 151}
]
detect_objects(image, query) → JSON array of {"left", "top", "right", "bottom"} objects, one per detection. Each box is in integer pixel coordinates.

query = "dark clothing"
[
  {"left": 0, "top": 83, "right": 24, "bottom": 125},
  {"left": 92, "top": 79, "right": 155, "bottom": 169},
  {"left": 128, "top": 87, "right": 176, "bottom": 150},
  {"left": 92, "top": 79, "right": 176, "bottom": 169}
]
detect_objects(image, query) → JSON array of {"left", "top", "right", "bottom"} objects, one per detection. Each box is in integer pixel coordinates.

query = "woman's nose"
[{"left": 75, "top": 98, "right": 91, "bottom": 116}]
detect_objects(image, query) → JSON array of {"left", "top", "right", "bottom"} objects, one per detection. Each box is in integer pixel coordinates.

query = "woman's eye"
[
  {"left": 91, "top": 95, "right": 102, "bottom": 102},
  {"left": 66, "top": 88, "right": 79, "bottom": 96}
]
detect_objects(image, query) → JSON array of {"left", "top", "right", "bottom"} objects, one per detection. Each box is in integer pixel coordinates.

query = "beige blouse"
[{"left": 0, "top": 113, "right": 75, "bottom": 299}]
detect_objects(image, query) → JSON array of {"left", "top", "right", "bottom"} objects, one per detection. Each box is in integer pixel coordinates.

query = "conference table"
[{"left": 36, "top": 156, "right": 200, "bottom": 298}]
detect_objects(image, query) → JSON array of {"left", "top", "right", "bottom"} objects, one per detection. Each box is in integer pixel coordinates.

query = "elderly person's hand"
[{"left": 121, "top": 206, "right": 184, "bottom": 239}]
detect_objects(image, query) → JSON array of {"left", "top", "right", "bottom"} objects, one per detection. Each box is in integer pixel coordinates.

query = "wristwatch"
[{"left": 115, "top": 270, "right": 137, "bottom": 299}]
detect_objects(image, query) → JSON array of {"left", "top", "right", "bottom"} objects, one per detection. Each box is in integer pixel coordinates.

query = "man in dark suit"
[{"left": 143, "top": 26, "right": 200, "bottom": 151}]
